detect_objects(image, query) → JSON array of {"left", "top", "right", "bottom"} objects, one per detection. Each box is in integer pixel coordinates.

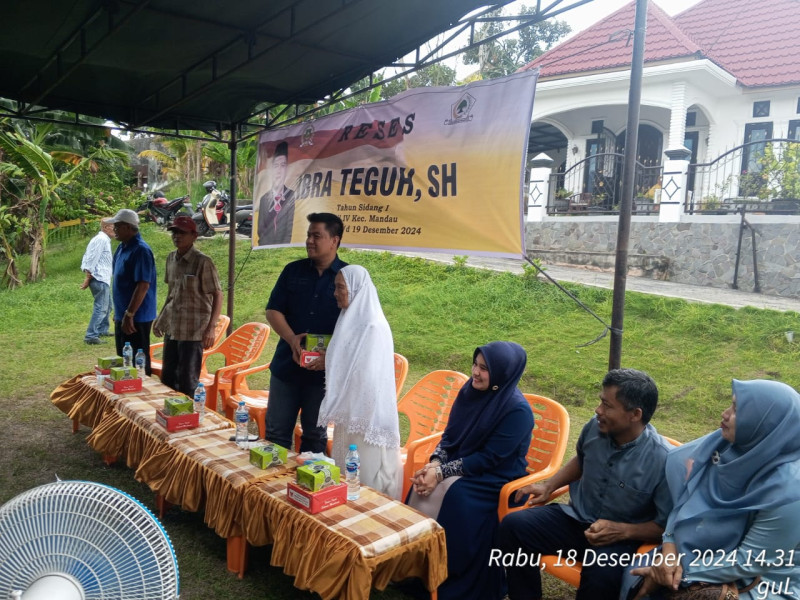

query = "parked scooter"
[
  {"left": 137, "top": 191, "right": 193, "bottom": 227},
  {"left": 191, "top": 180, "right": 252, "bottom": 237}
]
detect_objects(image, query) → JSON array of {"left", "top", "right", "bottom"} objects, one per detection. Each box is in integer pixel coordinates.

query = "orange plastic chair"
[
  {"left": 149, "top": 314, "right": 230, "bottom": 379},
  {"left": 535, "top": 435, "right": 682, "bottom": 588},
  {"left": 393, "top": 352, "right": 409, "bottom": 398},
  {"left": 225, "top": 362, "right": 270, "bottom": 438},
  {"left": 292, "top": 352, "right": 412, "bottom": 453},
  {"left": 197, "top": 322, "right": 270, "bottom": 412},
  {"left": 497, "top": 394, "right": 571, "bottom": 521},
  {"left": 400, "top": 370, "right": 469, "bottom": 499}
]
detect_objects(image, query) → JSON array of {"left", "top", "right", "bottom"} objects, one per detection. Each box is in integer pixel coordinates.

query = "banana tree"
[{"left": 0, "top": 130, "right": 87, "bottom": 282}]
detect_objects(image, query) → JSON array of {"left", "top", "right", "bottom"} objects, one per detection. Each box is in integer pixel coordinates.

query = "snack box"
[
  {"left": 95, "top": 365, "right": 111, "bottom": 376},
  {"left": 249, "top": 443, "right": 289, "bottom": 469},
  {"left": 300, "top": 351, "right": 320, "bottom": 365},
  {"left": 108, "top": 366, "right": 138, "bottom": 381},
  {"left": 103, "top": 377, "right": 142, "bottom": 394},
  {"left": 97, "top": 355, "right": 123, "bottom": 369},
  {"left": 155, "top": 409, "right": 199, "bottom": 432},
  {"left": 287, "top": 481, "right": 346, "bottom": 514},
  {"left": 296, "top": 462, "right": 341, "bottom": 492},
  {"left": 163, "top": 395, "right": 193, "bottom": 416}
]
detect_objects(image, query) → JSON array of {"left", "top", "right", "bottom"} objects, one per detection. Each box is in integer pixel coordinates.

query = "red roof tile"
[
  {"left": 674, "top": 0, "right": 800, "bottom": 87},
  {"left": 519, "top": 1, "right": 701, "bottom": 78},
  {"left": 519, "top": 0, "right": 800, "bottom": 88}
]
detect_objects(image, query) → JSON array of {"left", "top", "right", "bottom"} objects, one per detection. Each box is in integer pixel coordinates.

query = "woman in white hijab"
[{"left": 318, "top": 264, "right": 402, "bottom": 498}]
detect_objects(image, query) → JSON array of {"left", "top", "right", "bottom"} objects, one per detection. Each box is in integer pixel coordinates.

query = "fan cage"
[{"left": 0, "top": 481, "right": 179, "bottom": 600}]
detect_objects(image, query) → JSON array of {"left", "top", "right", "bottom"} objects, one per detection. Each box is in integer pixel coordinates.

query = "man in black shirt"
[{"left": 264, "top": 213, "right": 346, "bottom": 452}]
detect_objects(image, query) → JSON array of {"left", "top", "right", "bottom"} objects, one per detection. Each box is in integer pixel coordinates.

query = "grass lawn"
[{"left": 1, "top": 222, "right": 799, "bottom": 599}]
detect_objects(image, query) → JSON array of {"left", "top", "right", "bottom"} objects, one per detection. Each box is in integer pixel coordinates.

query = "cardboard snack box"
[
  {"left": 94, "top": 365, "right": 111, "bottom": 376},
  {"left": 155, "top": 409, "right": 199, "bottom": 432},
  {"left": 300, "top": 351, "right": 320, "bottom": 365},
  {"left": 296, "top": 462, "right": 341, "bottom": 492},
  {"left": 163, "top": 395, "right": 193, "bottom": 416},
  {"left": 103, "top": 377, "right": 143, "bottom": 394},
  {"left": 97, "top": 355, "right": 123, "bottom": 369},
  {"left": 287, "top": 481, "right": 346, "bottom": 514},
  {"left": 108, "top": 366, "right": 138, "bottom": 381},
  {"left": 249, "top": 443, "right": 288, "bottom": 469}
]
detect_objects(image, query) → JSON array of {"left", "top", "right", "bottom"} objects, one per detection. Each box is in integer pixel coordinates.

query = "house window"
[
  {"left": 796, "top": 97, "right": 800, "bottom": 113},
  {"left": 685, "top": 111, "right": 696, "bottom": 127},
  {"left": 753, "top": 101, "right": 770, "bottom": 118},
  {"left": 740, "top": 122, "right": 773, "bottom": 196},
  {"left": 790, "top": 120, "right": 800, "bottom": 140}
]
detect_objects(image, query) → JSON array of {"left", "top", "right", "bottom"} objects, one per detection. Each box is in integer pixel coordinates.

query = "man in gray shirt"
[{"left": 497, "top": 368, "right": 672, "bottom": 600}]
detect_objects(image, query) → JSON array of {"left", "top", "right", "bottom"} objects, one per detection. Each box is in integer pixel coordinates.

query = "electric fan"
[{"left": 0, "top": 480, "right": 179, "bottom": 600}]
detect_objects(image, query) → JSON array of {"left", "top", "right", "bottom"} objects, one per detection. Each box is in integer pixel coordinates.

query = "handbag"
[{"left": 665, "top": 577, "right": 760, "bottom": 600}]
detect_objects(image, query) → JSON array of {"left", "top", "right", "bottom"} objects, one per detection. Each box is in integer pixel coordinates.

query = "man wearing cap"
[
  {"left": 257, "top": 140, "right": 295, "bottom": 246},
  {"left": 153, "top": 215, "right": 223, "bottom": 396},
  {"left": 108, "top": 208, "right": 158, "bottom": 374},
  {"left": 80, "top": 217, "right": 115, "bottom": 345}
]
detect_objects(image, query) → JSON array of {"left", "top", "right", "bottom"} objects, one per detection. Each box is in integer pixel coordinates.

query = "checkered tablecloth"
[
  {"left": 135, "top": 429, "right": 295, "bottom": 537},
  {"left": 242, "top": 479, "right": 447, "bottom": 600}
]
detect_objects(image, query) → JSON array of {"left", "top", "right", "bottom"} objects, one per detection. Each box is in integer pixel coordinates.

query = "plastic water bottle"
[
  {"left": 234, "top": 401, "right": 249, "bottom": 448},
  {"left": 345, "top": 444, "right": 360, "bottom": 500},
  {"left": 193, "top": 382, "right": 206, "bottom": 424},
  {"left": 135, "top": 349, "right": 146, "bottom": 378},
  {"left": 122, "top": 342, "right": 133, "bottom": 367}
]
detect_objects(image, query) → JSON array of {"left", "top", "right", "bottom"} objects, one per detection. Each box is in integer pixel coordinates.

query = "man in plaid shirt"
[{"left": 154, "top": 216, "right": 223, "bottom": 396}]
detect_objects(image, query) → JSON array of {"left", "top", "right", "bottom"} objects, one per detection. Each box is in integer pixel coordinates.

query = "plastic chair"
[
  {"left": 400, "top": 370, "right": 469, "bottom": 499},
  {"left": 534, "top": 435, "right": 682, "bottom": 588},
  {"left": 292, "top": 352, "right": 412, "bottom": 454},
  {"left": 497, "top": 394, "right": 571, "bottom": 521},
  {"left": 149, "top": 314, "right": 230, "bottom": 379},
  {"left": 393, "top": 352, "right": 409, "bottom": 398},
  {"left": 197, "top": 322, "right": 270, "bottom": 412},
  {"left": 225, "top": 362, "right": 270, "bottom": 438}
]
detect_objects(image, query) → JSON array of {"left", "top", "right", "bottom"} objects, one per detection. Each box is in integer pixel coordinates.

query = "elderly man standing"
[
  {"left": 153, "top": 215, "right": 223, "bottom": 396},
  {"left": 497, "top": 368, "right": 672, "bottom": 600},
  {"left": 80, "top": 218, "right": 115, "bottom": 345},
  {"left": 108, "top": 208, "right": 158, "bottom": 375}
]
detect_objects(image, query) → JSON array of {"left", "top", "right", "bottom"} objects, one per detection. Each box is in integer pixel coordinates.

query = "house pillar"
[
  {"left": 527, "top": 153, "right": 554, "bottom": 222},
  {"left": 667, "top": 82, "right": 687, "bottom": 149},
  {"left": 659, "top": 147, "right": 691, "bottom": 222}
]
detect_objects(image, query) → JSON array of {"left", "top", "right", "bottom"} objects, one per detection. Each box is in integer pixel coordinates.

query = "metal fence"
[
  {"left": 547, "top": 152, "right": 662, "bottom": 215},
  {"left": 686, "top": 138, "right": 800, "bottom": 215}
]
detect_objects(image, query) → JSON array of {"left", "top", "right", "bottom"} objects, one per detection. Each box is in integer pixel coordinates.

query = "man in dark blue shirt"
[
  {"left": 497, "top": 369, "right": 672, "bottom": 600},
  {"left": 265, "top": 213, "right": 346, "bottom": 452},
  {"left": 108, "top": 208, "right": 158, "bottom": 374}
]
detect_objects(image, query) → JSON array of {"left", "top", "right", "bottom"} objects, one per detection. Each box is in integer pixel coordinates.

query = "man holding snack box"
[
  {"left": 153, "top": 215, "right": 223, "bottom": 396},
  {"left": 264, "top": 212, "right": 346, "bottom": 453}
]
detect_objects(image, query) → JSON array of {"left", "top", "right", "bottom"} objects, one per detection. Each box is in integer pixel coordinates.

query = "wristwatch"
[{"left": 124, "top": 309, "right": 134, "bottom": 318}]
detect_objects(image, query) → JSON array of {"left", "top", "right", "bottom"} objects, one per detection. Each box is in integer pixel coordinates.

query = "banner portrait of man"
[{"left": 256, "top": 141, "right": 295, "bottom": 246}]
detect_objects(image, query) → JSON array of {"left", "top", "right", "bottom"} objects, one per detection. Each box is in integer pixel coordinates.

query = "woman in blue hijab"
[
  {"left": 624, "top": 379, "right": 800, "bottom": 600},
  {"left": 408, "top": 341, "right": 534, "bottom": 600}
]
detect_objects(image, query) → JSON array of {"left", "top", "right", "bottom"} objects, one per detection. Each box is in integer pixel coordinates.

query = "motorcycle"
[
  {"left": 137, "top": 192, "right": 193, "bottom": 227},
  {"left": 191, "top": 180, "right": 253, "bottom": 237}
]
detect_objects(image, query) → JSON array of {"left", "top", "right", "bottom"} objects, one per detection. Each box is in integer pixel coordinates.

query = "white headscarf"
[{"left": 318, "top": 265, "right": 400, "bottom": 449}]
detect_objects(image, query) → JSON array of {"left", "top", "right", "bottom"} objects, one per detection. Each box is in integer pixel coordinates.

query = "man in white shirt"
[{"left": 80, "top": 218, "right": 114, "bottom": 344}]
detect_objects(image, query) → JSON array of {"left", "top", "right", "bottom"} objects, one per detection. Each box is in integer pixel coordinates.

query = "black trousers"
[
  {"left": 114, "top": 320, "right": 152, "bottom": 376},
  {"left": 160, "top": 335, "right": 204, "bottom": 397}
]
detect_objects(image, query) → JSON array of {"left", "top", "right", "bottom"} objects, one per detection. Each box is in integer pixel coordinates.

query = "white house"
[{"left": 519, "top": 0, "right": 800, "bottom": 215}]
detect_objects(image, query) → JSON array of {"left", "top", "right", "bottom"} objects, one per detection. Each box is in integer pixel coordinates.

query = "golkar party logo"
[
  {"left": 300, "top": 124, "right": 315, "bottom": 147},
  {"left": 445, "top": 92, "right": 476, "bottom": 125}
]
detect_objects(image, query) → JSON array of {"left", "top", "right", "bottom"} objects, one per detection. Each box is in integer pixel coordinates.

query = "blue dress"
[
  {"left": 408, "top": 341, "right": 534, "bottom": 600},
  {"left": 436, "top": 405, "right": 533, "bottom": 600}
]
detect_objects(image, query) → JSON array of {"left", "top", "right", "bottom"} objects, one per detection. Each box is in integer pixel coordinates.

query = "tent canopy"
[{"left": 1, "top": 0, "right": 506, "bottom": 132}]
